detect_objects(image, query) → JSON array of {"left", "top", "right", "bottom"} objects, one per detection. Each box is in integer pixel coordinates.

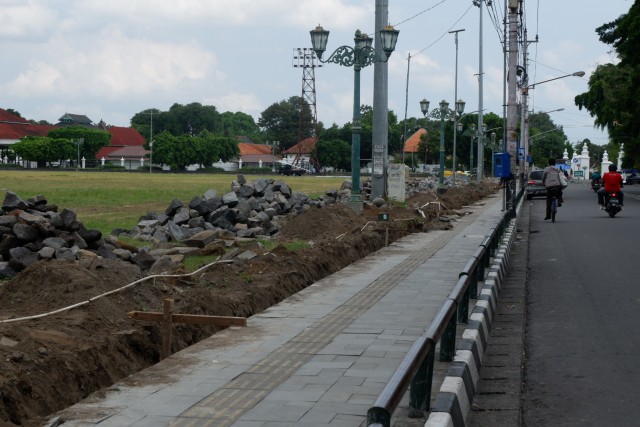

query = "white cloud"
[
  {"left": 5, "top": 31, "right": 217, "bottom": 101},
  {"left": 210, "top": 92, "right": 263, "bottom": 119},
  {"left": 0, "top": 0, "right": 56, "bottom": 40}
]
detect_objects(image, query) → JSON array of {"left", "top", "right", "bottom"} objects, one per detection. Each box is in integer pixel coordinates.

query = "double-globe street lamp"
[
  {"left": 420, "top": 98, "right": 465, "bottom": 188},
  {"left": 310, "top": 24, "right": 399, "bottom": 201}
]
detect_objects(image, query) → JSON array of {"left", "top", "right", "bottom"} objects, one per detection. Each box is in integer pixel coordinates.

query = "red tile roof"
[
  {"left": 239, "top": 142, "right": 272, "bottom": 156},
  {"left": 95, "top": 126, "right": 148, "bottom": 159},
  {"left": 0, "top": 108, "right": 56, "bottom": 140},
  {"left": 0, "top": 122, "right": 56, "bottom": 140},
  {"left": 0, "top": 109, "right": 29, "bottom": 124},
  {"left": 404, "top": 128, "right": 427, "bottom": 153},
  {"left": 284, "top": 137, "right": 317, "bottom": 155},
  {"left": 109, "top": 126, "right": 146, "bottom": 146}
]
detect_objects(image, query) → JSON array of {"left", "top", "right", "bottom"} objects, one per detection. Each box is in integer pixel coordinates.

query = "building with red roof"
[
  {"left": 0, "top": 108, "right": 148, "bottom": 169},
  {"left": 0, "top": 109, "right": 57, "bottom": 162},
  {"left": 282, "top": 137, "right": 318, "bottom": 172},
  {"left": 238, "top": 142, "right": 279, "bottom": 170},
  {"left": 96, "top": 126, "right": 149, "bottom": 168},
  {"left": 403, "top": 128, "right": 427, "bottom": 155}
]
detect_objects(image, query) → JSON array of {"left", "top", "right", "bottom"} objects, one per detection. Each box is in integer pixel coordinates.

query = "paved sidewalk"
[{"left": 49, "top": 193, "right": 506, "bottom": 427}]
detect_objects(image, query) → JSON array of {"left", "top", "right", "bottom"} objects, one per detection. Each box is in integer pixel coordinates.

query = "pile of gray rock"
[
  {"left": 115, "top": 175, "right": 353, "bottom": 244},
  {"left": 0, "top": 176, "right": 356, "bottom": 280},
  {"left": 0, "top": 191, "right": 115, "bottom": 279}
]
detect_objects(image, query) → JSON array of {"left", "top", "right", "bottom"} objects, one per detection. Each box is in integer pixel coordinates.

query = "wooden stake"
[{"left": 127, "top": 298, "right": 247, "bottom": 360}]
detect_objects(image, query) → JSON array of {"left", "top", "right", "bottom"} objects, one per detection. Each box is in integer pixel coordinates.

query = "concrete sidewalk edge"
[{"left": 426, "top": 198, "right": 523, "bottom": 427}]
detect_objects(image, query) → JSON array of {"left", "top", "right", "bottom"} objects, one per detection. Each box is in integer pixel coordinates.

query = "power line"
[
  {"left": 392, "top": 0, "right": 449, "bottom": 28},
  {"left": 411, "top": 4, "right": 475, "bottom": 57}
]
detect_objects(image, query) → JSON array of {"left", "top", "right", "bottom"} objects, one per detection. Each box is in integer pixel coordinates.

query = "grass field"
[{"left": 1, "top": 171, "right": 347, "bottom": 235}]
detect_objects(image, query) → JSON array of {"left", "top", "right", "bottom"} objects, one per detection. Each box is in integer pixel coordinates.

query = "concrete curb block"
[{"left": 426, "top": 208, "right": 520, "bottom": 427}]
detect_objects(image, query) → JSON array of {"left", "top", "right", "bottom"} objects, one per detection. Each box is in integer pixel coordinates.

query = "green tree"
[
  {"left": 258, "top": 96, "right": 312, "bottom": 152},
  {"left": 574, "top": 2, "right": 640, "bottom": 168},
  {"left": 196, "top": 131, "right": 239, "bottom": 166},
  {"left": 47, "top": 126, "right": 110, "bottom": 162},
  {"left": 219, "top": 112, "right": 260, "bottom": 139},
  {"left": 315, "top": 139, "right": 351, "bottom": 170},
  {"left": 131, "top": 103, "right": 221, "bottom": 140},
  {"left": 12, "top": 136, "right": 75, "bottom": 166},
  {"left": 151, "top": 131, "right": 197, "bottom": 170},
  {"left": 526, "top": 112, "right": 568, "bottom": 167},
  {"left": 6, "top": 108, "right": 22, "bottom": 118}
]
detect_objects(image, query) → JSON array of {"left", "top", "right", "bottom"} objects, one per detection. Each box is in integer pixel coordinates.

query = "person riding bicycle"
[
  {"left": 597, "top": 164, "right": 624, "bottom": 208},
  {"left": 542, "top": 158, "right": 563, "bottom": 220}
]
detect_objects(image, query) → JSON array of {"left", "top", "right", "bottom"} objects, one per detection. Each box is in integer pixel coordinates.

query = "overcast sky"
[{"left": 0, "top": 0, "right": 632, "bottom": 146}]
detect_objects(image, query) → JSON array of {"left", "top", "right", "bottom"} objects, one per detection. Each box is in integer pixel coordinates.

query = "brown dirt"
[{"left": 0, "top": 182, "right": 497, "bottom": 427}]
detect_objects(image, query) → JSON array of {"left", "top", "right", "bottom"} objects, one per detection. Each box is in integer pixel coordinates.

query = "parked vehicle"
[
  {"left": 526, "top": 170, "right": 546, "bottom": 200},
  {"left": 603, "top": 192, "right": 622, "bottom": 218},
  {"left": 278, "top": 164, "right": 307, "bottom": 176},
  {"left": 625, "top": 173, "right": 640, "bottom": 185}
]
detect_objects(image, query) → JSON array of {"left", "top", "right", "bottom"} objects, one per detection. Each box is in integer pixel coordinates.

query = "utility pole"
[
  {"left": 520, "top": 29, "right": 535, "bottom": 184},
  {"left": 450, "top": 28, "right": 465, "bottom": 185},
  {"left": 473, "top": 0, "right": 490, "bottom": 180},
  {"left": 371, "top": 0, "right": 389, "bottom": 199},
  {"left": 506, "top": 0, "right": 520, "bottom": 211}
]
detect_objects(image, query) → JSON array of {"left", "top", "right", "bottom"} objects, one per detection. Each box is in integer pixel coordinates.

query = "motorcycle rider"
[
  {"left": 597, "top": 164, "right": 624, "bottom": 208},
  {"left": 542, "top": 158, "right": 563, "bottom": 220}
]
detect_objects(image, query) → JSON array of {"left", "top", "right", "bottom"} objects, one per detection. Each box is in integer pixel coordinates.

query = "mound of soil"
[{"left": 0, "top": 182, "right": 496, "bottom": 427}]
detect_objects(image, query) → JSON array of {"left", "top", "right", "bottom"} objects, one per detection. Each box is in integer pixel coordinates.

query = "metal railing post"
[
  {"left": 408, "top": 346, "right": 435, "bottom": 417},
  {"left": 439, "top": 314, "right": 457, "bottom": 361}
]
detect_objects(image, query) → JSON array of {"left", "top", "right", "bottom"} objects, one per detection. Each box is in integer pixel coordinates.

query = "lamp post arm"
[
  {"left": 527, "top": 71, "right": 585, "bottom": 90},
  {"left": 456, "top": 109, "right": 485, "bottom": 122},
  {"left": 529, "top": 127, "right": 562, "bottom": 140},
  {"left": 318, "top": 45, "right": 388, "bottom": 68}
]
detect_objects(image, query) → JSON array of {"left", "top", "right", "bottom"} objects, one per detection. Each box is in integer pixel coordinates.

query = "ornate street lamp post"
[
  {"left": 420, "top": 99, "right": 463, "bottom": 188},
  {"left": 310, "top": 24, "right": 399, "bottom": 202}
]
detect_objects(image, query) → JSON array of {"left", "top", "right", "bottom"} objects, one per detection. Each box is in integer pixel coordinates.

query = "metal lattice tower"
[{"left": 292, "top": 48, "right": 321, "bottom": 170}]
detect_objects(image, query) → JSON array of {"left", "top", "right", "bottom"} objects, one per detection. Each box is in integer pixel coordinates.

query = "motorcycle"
[
  {"left": 604, "top": 192, "right": 622, "bottom": 217},
  {"left": 591, "top": 178, "right": 602, "bottom": 192}
]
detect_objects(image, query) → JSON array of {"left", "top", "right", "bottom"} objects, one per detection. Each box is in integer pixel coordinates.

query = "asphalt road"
[{"left": 522, "top": 181, "right": 640, "bottom": 426}]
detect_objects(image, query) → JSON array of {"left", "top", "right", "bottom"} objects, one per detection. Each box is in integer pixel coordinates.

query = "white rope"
[{"left": 0, "top": 259, "right": 233, "bottom": 324}]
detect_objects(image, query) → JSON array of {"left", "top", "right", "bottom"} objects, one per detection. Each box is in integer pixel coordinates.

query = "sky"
[{"left": 0, "top": 0, "right": 633, "bottom": 147}]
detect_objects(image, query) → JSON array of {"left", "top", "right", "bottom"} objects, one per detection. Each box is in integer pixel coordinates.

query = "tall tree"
[
  {"left": 574, "top": 2, "right": 640, "bottom": 168},
  {"left": 47, "top": 126, "right": 111, "bottom": 161},
  {"left": 258, "top": 96, "right": 312, "bottom": 152},
  {"left": 219, "top": 112, "right": 260, "bottom": 139},
  {"left": 527, "top": 112, "right": 568, "bottom": 166},
  {"left": 131, "top": 103, "right": 220, "bottom": 139},
  {"left": 12, "top": 137, "right": 75, "bottom": 167},
  {"left": 315, "top": 139, "right": 351, "bottom": 170}
]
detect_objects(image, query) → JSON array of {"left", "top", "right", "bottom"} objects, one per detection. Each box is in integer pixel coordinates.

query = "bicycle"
[{"left": 548, "top": 187, "right": 561, "bottom": 223}]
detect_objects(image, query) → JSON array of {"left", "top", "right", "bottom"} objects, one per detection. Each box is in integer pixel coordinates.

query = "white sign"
[{"left": 387, "top": 164, "right": 405, "bottom": 202}]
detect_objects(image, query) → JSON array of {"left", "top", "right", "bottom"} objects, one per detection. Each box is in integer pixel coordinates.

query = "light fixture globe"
[
  {"left": 439, "top": 99, "right": 449, "bottom": 112},
  {"left": 354, "top": 30, "right": 372, "bottom": 50},
  {"left": 455, "top": 98, "right": 465, "bottom": 115},
  {"left": 420, "top": 99, "right": 430, "bottom": 116},
  {"left": 310, "top": 25, "right": 329, "bottom": 59},
  {"left": 380, "top": 24, "right": 399, "bottom": 58}
]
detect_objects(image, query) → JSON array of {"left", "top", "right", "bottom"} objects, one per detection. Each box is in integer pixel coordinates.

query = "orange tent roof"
[{"left": 404, "top": 128, "right": 427, "bottom": 153}]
